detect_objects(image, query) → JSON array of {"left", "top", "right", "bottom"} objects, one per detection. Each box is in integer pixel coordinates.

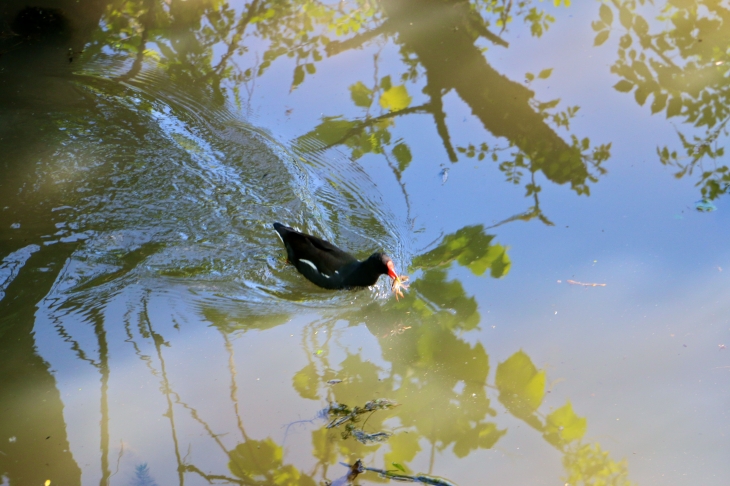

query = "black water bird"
[{"left": 273, "top": 222, "right": 399, "bottom": 290}]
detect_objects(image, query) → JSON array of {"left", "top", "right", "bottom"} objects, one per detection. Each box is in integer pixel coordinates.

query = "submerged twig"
[
  {"left": 341, "top": 462, "right": 459, "bottom": 486},
  {"left": 566, "top": 279, "right": 606, "bottom": 287}
]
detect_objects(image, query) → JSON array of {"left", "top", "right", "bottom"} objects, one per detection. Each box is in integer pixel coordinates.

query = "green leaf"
[
  {"left": 613, "top": 80, "right": 634, "bottom": 92},
  {"left": 538, "top": 68, "right": 553, "bottom": 79},
  {"left": 634, "top": 84, "right": 649, "bottom": 105},
  {"left": 392, "top": 142, "right": 412, "bottom": 172},
  {"left": 292, "top": 363, "right": 319, "bottom": 400},
  {"left": 380, "top": 85, "right": 412, "bottom": 112},
  {"left": 392, "top": 463, "right": 406, "bottom": 472},
  {"left": 305, "top": 62, "right": 316, "bottom": 75},
  {"left": 412, "top": 225, "right": 511, "bottom": 278},
  {"left": 651, "top": 92, "right": 667, "bottom": 114},
  {"left": 452, "top": 421, "right": 507, "bottom": 457},
  {"left": 228, "top": 439, "right": 283, "bottom": 480},
  {"left": 619, "top": 7, "right": 633, "bottom": 29},
  {"left": 599, "top": 4, "right": 613, "bottom": 26},
  {"left": 297, "top": 116, "right": 357, "bottom": 147},
  {"left": 292, "top": 64, "right": 305, "bottom": 89},
  {"left": 380, "top": 75, "right": 392, "bottom": 91},
  {"left": 591, "top": 20, "right": 606, "bottom": 32},
  {"left": 633, "top": 15, "right": 649, "bottom": 36},
  {"left": 633, "top": 60, "right": 652, "bottom": 79},
  {"left": 619, "top": 34, "right": 632, "bottom": 49},
  {"left": 495, "top": 350, "right": 546, "bottom": 420},
  {"left": 666, "top": 96, "right": 682, "bottom": 118},
  {"left": 525, "top": 72, "right": 535, "bottom": 82},
  {"left": 349, "top": 81, "right": 373, "bottom": 108},
  {"left": 544, "top": 401, "right": 587, "bottom": 445},
  {"left": 594, "top": 30, "right": 610, "bottom": 46}
]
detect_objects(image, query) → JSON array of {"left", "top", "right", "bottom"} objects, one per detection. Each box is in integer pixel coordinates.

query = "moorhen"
[{"left": 273, "top": 222, "right": 400, "bottom": 290}]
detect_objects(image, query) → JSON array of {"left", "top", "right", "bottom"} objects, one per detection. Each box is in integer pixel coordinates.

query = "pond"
[{"left": 0, "top": 0, "right": 728, "bottom": 485}]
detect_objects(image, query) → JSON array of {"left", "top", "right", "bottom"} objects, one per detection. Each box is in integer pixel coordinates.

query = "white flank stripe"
[{"left": 299, "top": 259, "right": 319, "bottom": 273}]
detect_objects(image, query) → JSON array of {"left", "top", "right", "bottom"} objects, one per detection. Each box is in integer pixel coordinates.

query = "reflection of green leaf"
[
  {"left": 633, "top": 15, "right": 649, "bottom": 36},
  {"left": 228, "top": 438, "right": 316, "bottom": 485},
  {"left": 634, "top": 84, "right": 649, "bottom": 106},
  {"left": 666, "top": 96, "right": 682, "bottom": 117},
  {"left": 380, "top": 85, "right": 412, "bottom": 112},
  {"left": 651, "top": 92, "right": 667, "bottom": 114},
  {"left": 293, "top": 64, "right": 305, "bottom": 89},
  {"left": 392, "top": 142, "right": 412, "bottom": 172},
  {"left": 383, "top": 433, "right": 421, "bottom": 466},
  {"left": 599, "top": 4, "right": 613, "bottom": 26},
  {"left": 412, "top": 225, "right": 511, "bottom": 278},
  {"left": 452, "top": 422, "right": 506, "bottom": 457},
  {"left": 613, "top": 80, "right": 634, "bottom": 93},
  {"left": 544, "top": 401, "right": 587, "bottom": 446},
  {"left": 380, "top": 75, "right": 392, "bottom": 91},
  {"left": 538, "top": 68, "right": 553, "bottom": 79},
  {"left": 496, "top": 350, "right": 546, "bottom": 421},
  {"left": 563, "top": 443, "right": 634, "bottom": 486},
  {"left": 350, "top": 81, "right": 373, "bottom": 108},
  {"left": 619, "top": 6, "right": 633, "bottom": 29},
  {"left": 292, "top": 362, "right": 319, "bottom": 400},
  {"left": 299, "top": 116, "right": 357, "bottom": 146},
  {"left": 594, "top": 30, "right": 610, "bottom": 46}
]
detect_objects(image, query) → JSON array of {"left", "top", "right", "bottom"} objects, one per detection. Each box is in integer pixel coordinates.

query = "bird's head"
[{"left": 369, "top": 252, "right": 399, "bottom": 280}]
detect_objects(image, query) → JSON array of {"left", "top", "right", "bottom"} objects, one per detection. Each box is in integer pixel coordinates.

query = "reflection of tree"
[
  {"left": 87, "top": 0, "right": 611, "bottom": 223},
  {"left": 33, "top": 222, "right": 635, "bottom": 484},
  {"left": 496, "top": 351, "right": 634, "bottom": 486},
  {"left": 291, "top": 0, "right": 611, "bottom": 224},
  {"left": 595, "top": 0, "right": 730, "bottom": 200},
  {"left": 0, "top": 243, "right": 82, "bottom": 486},
  {"left": 83, "top": 0, "right": 270, "bottom": 104},
  {"left": 121, "top": 297, "right": 318, "bottom": 485},
  {"left": 280, "top": 227, "right": 633, "bottom": 484}
]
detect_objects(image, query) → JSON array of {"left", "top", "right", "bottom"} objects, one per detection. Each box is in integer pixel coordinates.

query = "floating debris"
[
  {"left": 327, "top": 379, "right": 343, "bottom": 385},
  {"left": 381, "top": 324, "right": 412, "bottom": 339},
  {"left": 566, "top": 279, "right": 606, "bottom": 287},
  {"left": 327, "top": 399, "right": 398, "bottom": 429},
  {"left": 439, "top": 168, "right": 449, "bottom": 184},
  {"left": 695, "top": 199, "right": 717, "bottom": 212},
  {"left": 347, "top": 460, "right": 364, "bottom": 481},
  {"left": 351, "top": 428, "right": 392, "bottom": 444},
  {"left": 326, "top": 399, "right": 399, "bottom": 442}
]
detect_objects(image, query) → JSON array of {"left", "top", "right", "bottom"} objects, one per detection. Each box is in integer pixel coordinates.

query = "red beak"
[{"left": 386, "top": 261, "right": 398, "bottom": 279}]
